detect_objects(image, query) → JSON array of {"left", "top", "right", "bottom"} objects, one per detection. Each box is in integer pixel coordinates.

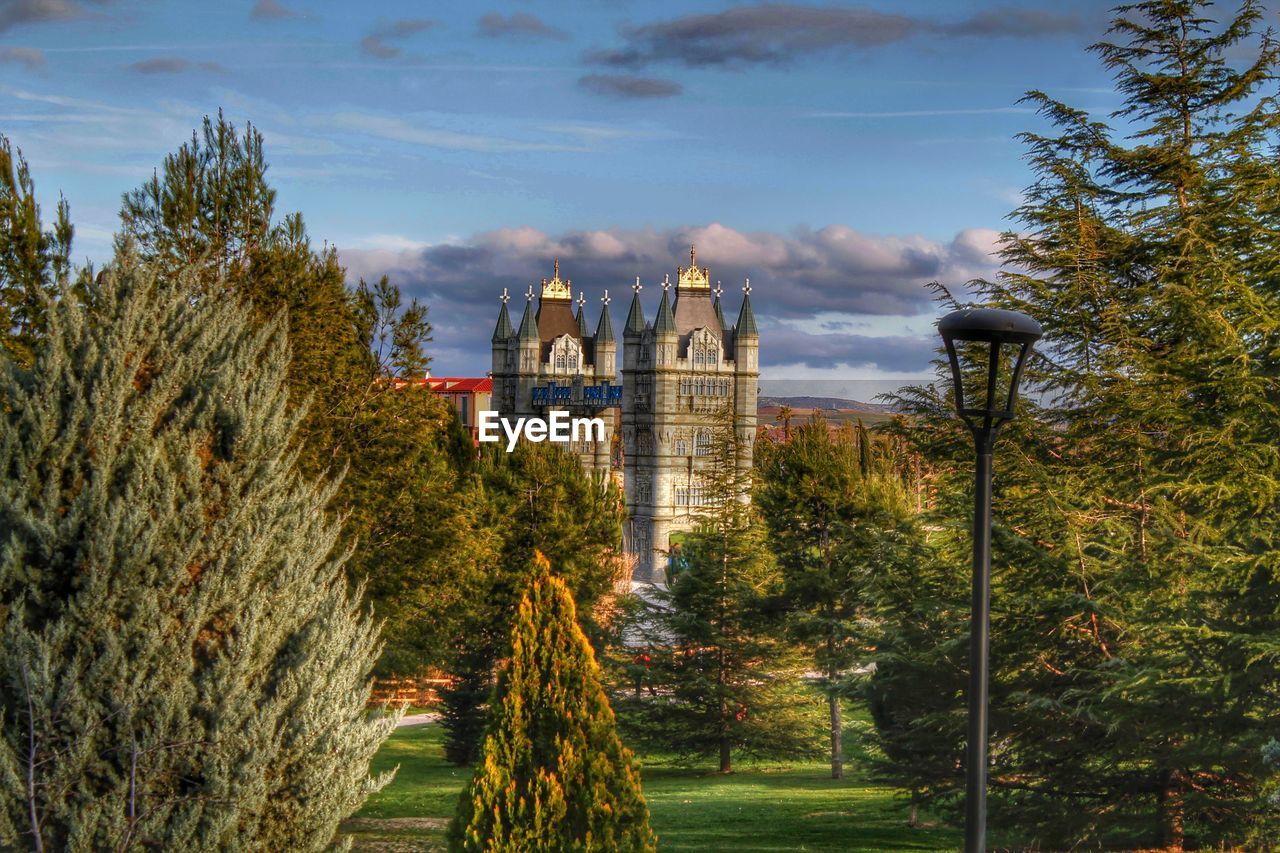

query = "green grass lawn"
[{"left": 342, "top": 723, "right": 960, "bottom": 852}]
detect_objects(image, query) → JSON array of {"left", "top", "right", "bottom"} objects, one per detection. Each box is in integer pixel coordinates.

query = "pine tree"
[
  {"left": 0, "top": 260, "right": 394, "bottom": 850},
  {"left": 883, "top": 1, "right": 1280, "bottom": 845},
  {"left": 448, "top": 554, "right": 655, "bottom": 852},
  {"left": 0, "top": 134, "right": 72, "bottom": 366},
  {"left": 756, "top": 418, "right": 920, "bottom": 780},
  {"left": 624, "top": 407, "right": 819, "bottom": 773}
]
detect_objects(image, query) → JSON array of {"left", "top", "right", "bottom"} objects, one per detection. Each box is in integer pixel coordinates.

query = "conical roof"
[
  {"left": 624, "top": 286, "right": 646, "bottom": 335},
  {"left": 713, "top": 292, "right": 728, "bottom": 332},
  {"left": 518, "top": 296, "right": 539, "bottom": 341},
  {"left": 736, "top": 290, "right": 758, "bottom": 338},
  {"left": 596, "top": 294, "right": 615, "bottom": 344},
  {"left": 575, "top": 303, "right": 590, "bottom": 336},
  {"left": 492, "top": 297, "right": 514, "bottom": 342},
  {"left": 654, "top": 287, "right": 676, "bottom": 334}
]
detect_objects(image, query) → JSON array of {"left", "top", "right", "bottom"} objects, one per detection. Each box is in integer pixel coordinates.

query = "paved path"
[{"left": 396, "top": 712, "right": 440, "bottom": 728}]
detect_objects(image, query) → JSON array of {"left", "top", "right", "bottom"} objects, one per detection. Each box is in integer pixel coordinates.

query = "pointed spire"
[
  {"left": 654, "top": 286, "right": 676, "bottom": 334},
  {"left": 574, "top": 292, "right": 589, "bottom": 336},
  {"left": 736, "top": 278, "right": 758, "bottom": 338},
  {"left": 518, "top": 285, "right": 539, "bottom": 341},
  {"left": 713, "top": 280, "right": 727, "bottom": 330},
  {"left": 492, "top": 287, "right": 514, "bottom": 342},
  {"left": 596, "top": 290, "right": 615, "bottom": 343},
  {"left": 625, "top": 277, "right": 646, "bottom": 334}
]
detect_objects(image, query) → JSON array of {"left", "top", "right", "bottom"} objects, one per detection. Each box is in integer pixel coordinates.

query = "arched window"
[{"left": 555, "top": 351, "right": 566, "bottom": 370}]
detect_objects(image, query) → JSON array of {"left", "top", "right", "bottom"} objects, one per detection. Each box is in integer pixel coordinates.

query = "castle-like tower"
[
  {"left": 620, "top": 248, "right": 758, "bottom": 582},
  {"left": 490, "top": 260, "right": 616, "bottom": 472},
  {"left": 489, "top": 249, "right": 759, "bottom": 582}
]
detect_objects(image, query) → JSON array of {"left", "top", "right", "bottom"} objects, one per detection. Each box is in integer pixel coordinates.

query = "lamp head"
[{"left": 938, "top": 307, "right": 1042, "bottom": 440}]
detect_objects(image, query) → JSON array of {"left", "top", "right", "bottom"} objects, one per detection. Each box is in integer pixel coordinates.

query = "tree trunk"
[
  {"left": 828, "top": 689, "right": 843, "bottom": 779},
  {"left": 719, "top": 736, "right": 732, "bottom": 773},
  {"left": 1154, "top": 770, "right": 1185, "bottom": 851}
]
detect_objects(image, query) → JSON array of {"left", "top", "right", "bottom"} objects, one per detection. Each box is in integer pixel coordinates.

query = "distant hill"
[{"left": 758, "top": 395, "right": 898, "bottom": 414}]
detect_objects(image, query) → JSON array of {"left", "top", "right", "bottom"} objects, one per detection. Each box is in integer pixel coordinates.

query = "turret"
[
  {"left": 594, "top": 290, "right": 616, "bottom": 381},
  {"left": 733, "top": 279, "right": 758, "bottom": 369},
  {"left": 575, "top": 293, "right": 590, "bottom": 337},
  {"left": 491, "top": 287, "right": 513, "bottom": 376},
  {"left": 517, "top": 286, "right": 540, "bottom": 374},
  {"left": 653, "top": 276, "right": 676, "bottom": 368},
  {"left": 623, "top": 277, "right": 646, "bottom": 371}
]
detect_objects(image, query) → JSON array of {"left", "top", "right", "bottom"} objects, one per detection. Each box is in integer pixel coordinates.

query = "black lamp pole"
[{"left": 938, "top": 308, "right": 1042, "bottom": 853}]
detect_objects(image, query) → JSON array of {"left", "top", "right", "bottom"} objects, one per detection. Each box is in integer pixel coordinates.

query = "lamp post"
[{"left": 937, "top": 307, "right": 1042, "bottom": 853}]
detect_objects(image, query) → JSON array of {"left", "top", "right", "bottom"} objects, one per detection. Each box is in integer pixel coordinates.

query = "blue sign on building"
[{"left": 531, "top": 382, "right": 622, "bottom": 407}]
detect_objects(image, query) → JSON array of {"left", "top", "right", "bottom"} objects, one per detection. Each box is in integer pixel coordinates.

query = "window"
[
  {"left": 675, "top": 438, "right": 689, "bottom": 456},
  {"left": 459, "top": 396, "right": 469, "bottom": 426},
  {"left": 695, "top": 432, "right": 712, "bottom": 456},
  {"left": 555, "top": 351, "right": 566, "bottom": 370}
]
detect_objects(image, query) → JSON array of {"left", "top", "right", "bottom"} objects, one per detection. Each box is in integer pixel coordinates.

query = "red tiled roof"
[{"left": 424, "top": 377, "right": 492, "bottom": 393}]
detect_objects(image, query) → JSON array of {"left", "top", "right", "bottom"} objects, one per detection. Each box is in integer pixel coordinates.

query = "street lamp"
[{"left": 937, "top": 307, "right": 1042, "bottom": 853}]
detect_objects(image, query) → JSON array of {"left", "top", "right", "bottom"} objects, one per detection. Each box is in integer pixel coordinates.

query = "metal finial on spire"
[
  {"left": 633, "top": 276, "right": 642, "bottom": 294},
  {"left": 601, "top": 289, "right": 611, "bottom": 306},
  {"left": 690, "top": 244, "right": 696, "bottom": 267},
  {"left": 554, "top": 258, "right": 560, "bottom": 278},
  {"left": 576, "top": 292, "right": 586, "bottom": 309},
  {"left": 662, "top": 273, "right": 671, "bottom": 292},
  {"left": 526, "top": 283, "right": 536, "bottom": 302},
  {"left": 714, "top": 280, "right": 723, "bottom": 299},
  {"left": 500, "top": 287, "right": 510, "bottom": 304},
  {"left": 743, "top": 278, "right": 752, "bottom": 295}
]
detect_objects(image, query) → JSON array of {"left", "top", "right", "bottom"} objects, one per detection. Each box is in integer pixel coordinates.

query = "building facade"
[
  {"left": 490, "top": 250, "right": 759, "bottom": 583},
  {"left": 424, "top": 376, "right": 492, "bottom": 444}
]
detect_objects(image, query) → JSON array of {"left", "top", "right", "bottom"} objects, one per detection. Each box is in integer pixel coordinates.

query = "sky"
[{"left": 1, "top": 0, "right": 1139, "bottom": 380}]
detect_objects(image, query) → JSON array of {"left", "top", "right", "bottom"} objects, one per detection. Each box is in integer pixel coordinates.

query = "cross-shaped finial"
[
  {"left": 714, "top": 280, "right": 723, "bottom": 299},
  {"left": 632, "top": 276, "right": 642, "bottom": 294},
  {"left": 601, "top": 289, "right": 611, "bottom": 306},
  {"left": 500, "top": 287, "right": 510, "bottom": 305},
  {"left": 576, "top": 292, "right": 586, "bottom": 309},
  {"left": 526, "top": 283, "right": 535, "bottom": 302},
  {"left": 743, "top": 278, "right": 752, "bottom": 295},
  {"left": 662, "top": 273, "right": 671, "bottom": 292}
]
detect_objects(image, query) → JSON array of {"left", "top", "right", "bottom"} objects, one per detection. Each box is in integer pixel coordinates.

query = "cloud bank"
[
  {"left": 587, "top": 3, "right": 1084, "bottom": 69},
  {"left": 340, "top": 222, "right": 1003, "bottom": 376}
]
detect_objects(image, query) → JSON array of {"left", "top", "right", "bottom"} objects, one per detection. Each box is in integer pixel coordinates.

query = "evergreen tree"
[
  {"left": 624, "top": 408, "right": 819, "bottom": 772},
  {"left": 441, "top": 442, "right": 625, "bottom": 765},
  {"left": 756, "top": 418, "right": 919, "bottom": 780},
  {"left": 0, "top": 134, "right": 72, "bottom": 366},
  {"left": 0, "top": 260, "right": 393, "bottom": 850},
  {"left": 448, "top": 554, "right": 655, "bottom": 852},
  {"left": 116, "top": 114, "right": 489, "bottom": 678},
  {"left": 883, "top": 1, "right": 1280, "bottom": 845}
]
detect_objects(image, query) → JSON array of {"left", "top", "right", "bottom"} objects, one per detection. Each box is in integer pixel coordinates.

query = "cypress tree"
[
  {"left": 0, "top": 260, "right": 394, "bottom": 850},
  {"left": 448, "top": 554, "right": 655, "bottom": 852},
  {"left": 441, "top": 442, "right": 624, "bottom": 766}
]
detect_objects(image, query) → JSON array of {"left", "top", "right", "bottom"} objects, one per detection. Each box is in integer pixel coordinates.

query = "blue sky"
[{"left": 2, "top": 0, "right": 1139, "bottom": 378}]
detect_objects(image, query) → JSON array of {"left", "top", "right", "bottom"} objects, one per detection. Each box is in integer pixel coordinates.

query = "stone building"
[{"left": 490, "top": 249, "right": 759, "bottom": 582}]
